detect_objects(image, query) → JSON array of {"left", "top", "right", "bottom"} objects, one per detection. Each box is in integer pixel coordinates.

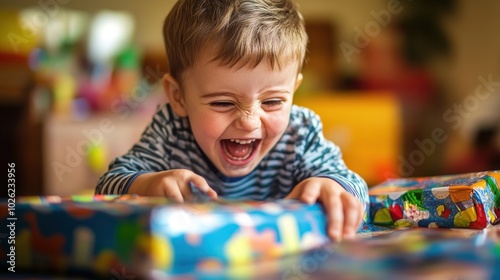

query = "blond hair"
[{"left": 163, "top": 0, "right": 308, "bottom": 81}]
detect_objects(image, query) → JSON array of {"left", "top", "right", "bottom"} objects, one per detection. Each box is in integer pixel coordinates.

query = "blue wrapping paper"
[{"left": 0, "top": 195, "right": 330, "bottom": 277}]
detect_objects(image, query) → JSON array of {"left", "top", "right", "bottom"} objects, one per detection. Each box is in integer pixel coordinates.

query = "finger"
[
  {"left": 322, "top": 191, "right": 343, "bottom": 242},
  {"left": 342, "top": 195, "right": 362, "bottom": 240},
  {"left": 352, "top": 200, "right": 365, "bottom": 236},
  {"left": 284, "top": 183, "right": 302, "bottom": 200},
  {"left": 188, "top": 175, "right": 218, "bottom": 199},
  {"left": 166, "top": 186, "right": 184, "bottom": 203},
  {"left": 298, "top": 182, "right": 320, "bottom": 204},
  {"left": 178, "top": 175, "right": 204, "bottom": 199},
  {"left": 356, "top": 202, "right": 366, "bottom": 230}
]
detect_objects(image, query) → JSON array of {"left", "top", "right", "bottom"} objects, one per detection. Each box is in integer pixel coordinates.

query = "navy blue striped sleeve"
[
  {"left": 95, "top": 107, "right": 174, "bottom": 194},
  {"left": 291, "top": 107, "right": 369, "bottom": 205}
]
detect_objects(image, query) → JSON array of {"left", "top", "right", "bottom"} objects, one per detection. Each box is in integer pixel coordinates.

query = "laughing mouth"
[{"left": 221, "top": 139, "right": 259, "bottom": 161}]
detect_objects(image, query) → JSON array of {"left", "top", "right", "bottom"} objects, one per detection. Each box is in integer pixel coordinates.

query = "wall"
[
  {"left": 4, "top": 0, "right": 497, "bottom": 96},
  {"left": 446, "top": 1, "right": 500, "bottom": 134},
  {"left": 1, "top": 0, "right": 385, "bottom": 53},
  {"left": 1, "top": 0, "right": 499, "bottom": 193}
]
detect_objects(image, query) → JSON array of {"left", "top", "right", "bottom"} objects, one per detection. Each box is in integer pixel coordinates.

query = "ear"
[
  {"left": 294, "top": 73, "right": 303, "bottom": 91},
  {"left": 163, "top": 74, "right": 188, "bottom": 117}
]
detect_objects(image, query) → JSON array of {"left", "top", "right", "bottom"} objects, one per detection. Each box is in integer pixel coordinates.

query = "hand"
[
  {"left": 126, "top": 169, "right": 218, "bottom": 202},
  {"left": 285, "top": 177, "right": 364, "bottom": 242}
]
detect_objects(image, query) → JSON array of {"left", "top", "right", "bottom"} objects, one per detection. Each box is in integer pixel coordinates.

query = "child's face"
[{"left": 166, "top": 49, "right": 302, "bottom": 177}]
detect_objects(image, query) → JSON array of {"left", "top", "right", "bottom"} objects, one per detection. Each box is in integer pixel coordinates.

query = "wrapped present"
[
  {"left": 286, "top": 226, "right": 500, "bottom": 280},
  {"left": 171, "top": 226, "right": 500, "bottom": 279},
  {"left": 0, "top": 195, "right": 330, "bottom": 278},
  {"left": 369, "top": 171, "right": 500, "bottom": 229}
]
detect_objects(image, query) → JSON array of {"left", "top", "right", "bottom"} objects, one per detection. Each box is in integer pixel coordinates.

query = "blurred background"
[{"left": 1, "top": 0, "right": 499, "bottom": 196}]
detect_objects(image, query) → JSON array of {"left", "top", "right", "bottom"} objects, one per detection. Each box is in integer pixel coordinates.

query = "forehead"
[
  {"left": 188, "top": 48, "right": 298, "bottom": 77},
  {"left": 188, "top": 47, "right": 300, "bottom": 76},
  {"left": 181, "top": 48, "right": 299, "bottom": 95}
]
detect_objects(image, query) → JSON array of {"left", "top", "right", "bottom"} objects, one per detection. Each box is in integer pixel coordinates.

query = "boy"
[{"left": 96, "top": 0, "right": 368, "bottom": 242}]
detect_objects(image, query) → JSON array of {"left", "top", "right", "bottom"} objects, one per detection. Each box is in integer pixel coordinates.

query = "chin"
[{"left": 220, "top": 167, "right": 254, "bottom": 178}]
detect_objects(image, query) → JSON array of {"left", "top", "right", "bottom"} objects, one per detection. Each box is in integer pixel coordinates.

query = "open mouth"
[{"left": 221, "top": 139, "right": 260, "bottom": 161}]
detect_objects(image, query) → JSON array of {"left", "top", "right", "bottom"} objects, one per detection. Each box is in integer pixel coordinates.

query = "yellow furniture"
[{"left": 294, "top": 92, "right": 402, "bottom": 186}]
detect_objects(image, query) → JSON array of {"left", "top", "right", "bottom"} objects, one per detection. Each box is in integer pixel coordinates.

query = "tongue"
[{"left": 224, "top": 141, "right": 252, "bottom": 158}]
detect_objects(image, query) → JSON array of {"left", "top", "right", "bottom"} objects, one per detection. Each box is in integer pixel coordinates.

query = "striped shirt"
[{"left": 95, "top": 103, "right": 368, "bottom": 204}]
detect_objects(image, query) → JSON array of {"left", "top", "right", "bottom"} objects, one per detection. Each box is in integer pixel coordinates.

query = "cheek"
[
  {"left": 265, "top": 112, "right": 290, "bottom": 137},
  {"left": 189, "top": 112, "right": 226, "bottom": 142}
]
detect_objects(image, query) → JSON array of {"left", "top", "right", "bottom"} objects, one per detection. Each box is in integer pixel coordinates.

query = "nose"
[{"left": 234, "top": 109, "right": 261, "bottom": 131}]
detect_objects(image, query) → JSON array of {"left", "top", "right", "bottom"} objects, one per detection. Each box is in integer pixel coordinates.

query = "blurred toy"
[{"left": 86, "top": 142, "right": 108, "bottom": 175}]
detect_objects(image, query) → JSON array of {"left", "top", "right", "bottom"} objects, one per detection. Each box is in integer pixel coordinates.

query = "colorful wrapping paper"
[
  {"left": 280, "top": 226, "right": 500, "bottom": 280},
  {"left": 4, "top": 171, "right": 499, "bottom": 278},
  {"left": 0, "top": 196, "right": 330, "bottom": 278},
  {"left": 166, "top": 226, "right": 500, "bottom": 280},
  {"left": 369, "top": 171, "right": 500, "bottom": 229},
  {"left": 4, "top": 188, "right": 500, "bottom": 279}
]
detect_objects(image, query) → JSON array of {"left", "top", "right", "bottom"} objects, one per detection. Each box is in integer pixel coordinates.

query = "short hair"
[{"left": 163, "top": 0, "right": 308, "bottom": 81}]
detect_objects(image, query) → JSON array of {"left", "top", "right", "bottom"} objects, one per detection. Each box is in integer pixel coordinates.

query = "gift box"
[
  {"left": 171, "top": 226, "right": 500, "bottom": 279},
  {"left": 280, "top": 226, "right": 500, "bottom": 280},
  {"left": 0, "top": 195, "right": 330, "bottom": 278},
  {"left": 369, "top": 171, "right": 500, "bottom": 229}
]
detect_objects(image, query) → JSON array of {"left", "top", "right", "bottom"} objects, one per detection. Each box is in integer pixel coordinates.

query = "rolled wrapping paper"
[{"left": 2, "top": 196, "right": 331, "bottom": 277}]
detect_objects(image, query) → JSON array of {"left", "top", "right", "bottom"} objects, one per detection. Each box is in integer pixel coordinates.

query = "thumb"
[
  {"left": 286, "top": 180, "right": 320, "bottom": 204},
  {"left": 186, "top": 175, "right": 218, "bottom": 201}
]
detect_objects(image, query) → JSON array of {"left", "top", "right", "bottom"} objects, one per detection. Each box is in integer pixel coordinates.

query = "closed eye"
[
  {"left": 209, "top": 101, "right": 236, "bottom": 112},
  {"left": 210, "top": 101, "right": 234, "bottom": 108},
  {"left": 263, "top": 100, "right": 283, "bottom": 106},
  {"left": 262, "top": 99, "right": 284, "bottom": 110}
]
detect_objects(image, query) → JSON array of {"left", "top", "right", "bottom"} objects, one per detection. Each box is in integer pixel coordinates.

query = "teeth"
[{"left": 230, "top": 139, "right": 256, "bottom": 144}]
